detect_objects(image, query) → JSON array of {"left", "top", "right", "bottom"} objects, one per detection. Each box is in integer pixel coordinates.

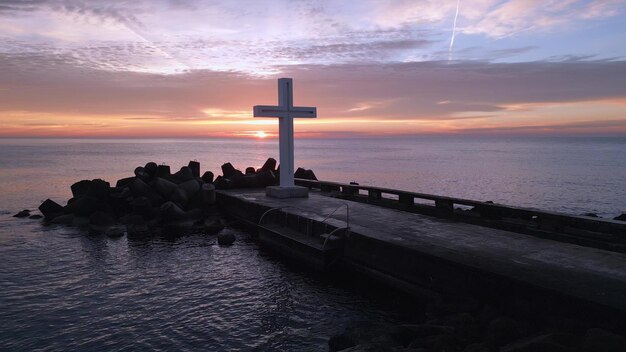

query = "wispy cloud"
[{"left": 1, "top": 0, "right": 623, "bottom": 74}]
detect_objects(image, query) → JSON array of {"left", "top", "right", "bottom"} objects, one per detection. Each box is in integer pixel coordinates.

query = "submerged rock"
[
  {"left": 13, "top": 209, "right": 30, "bottom": 218},
  {"left": 217, "top": 232, "right": 235, "bottom": 245},
  {"left": 51, "top": 214, "right": 75, "bottom": 225},
  {"left": 203, "top": 218, "right": 224, "bottom": 234},
  {"left": 104, "top": 225, "right": 126, "bottom": 238}
]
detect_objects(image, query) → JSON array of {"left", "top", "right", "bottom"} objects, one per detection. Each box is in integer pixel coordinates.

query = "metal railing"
[
  {"left": 257, "top": 203, "right": 350, "bottom": 247},
  {"left": 294, "top": 178, "right": 626, "bottom": 238}
]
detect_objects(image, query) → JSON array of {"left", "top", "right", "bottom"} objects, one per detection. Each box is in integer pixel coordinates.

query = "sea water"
[{"left": 1, "top": 136, "right": 624, "bottom": 350}]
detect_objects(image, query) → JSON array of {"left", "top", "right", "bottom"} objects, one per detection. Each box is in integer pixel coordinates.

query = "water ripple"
[{"left": 0, "top": 225, "right": 399, "bottom": 351}]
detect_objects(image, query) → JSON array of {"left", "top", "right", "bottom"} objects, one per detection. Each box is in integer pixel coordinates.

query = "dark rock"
[
  {"left": 199, "top": 183, "right": 216, "bottom": 206},
  {"left": 228, "top": 172, "right": 245, "bottom": 187},
  {"left": 391, "top": 324, "right": 455, "bottom": 346},
  {"left": 174, "top": 166, "right": 194, "bottom": 183},
  {"left": 178, "top": 179, "right": 201, "bottom": 198},
  {"left": 144, "top": 162, "right": 158, "bottom": 176},
  {"left": 582, "top": 212, "right": 598, "bottom": 218},
  {"left": 129, "top": 178, "right": 151, "bottom": 197},
  {"left": 169, "top": 188, "right": 189, "bottom": 207},
  {"left": 213, "top": 176, "right": 232, "bottom": 190},
  {"left": 111, "top": 187, "right": 131, "bottom": 199},
  {"left": 256, "top": 170, "right": 277, "bottom": 187},
  {"left": 294, "top": 167, "right": 317, "bottom": 180},
  {"left": 582, "top": 328, "right": 626, "bottom": 352},
  {"left": 502, "top": 333, "right": 577, "bottom": 352},
  {"left": 486, "top": 317, "right": 527, "bottom": 348},
  {"left": 126, "top": 223, "right": 150, "bottom": 237},
  {"left": 29, "top": 214, "right": 43, "bottom": 219},
  {"left": 66, "top": 196, "right": 103, "bottom": 216},
  {"left": 119, "top": 214, "right": 145, "bottom": 226},
  {"left": 614, "top": 213, "right": 626, "bottom": 221},
  {"left": 72, "top": 216, "right": 90, "bottom": 227},
  {"left": 153, "top": 177, "right": 177, "bottom": 198},
  {"left": 408, "top": 333, "right": 457, "bottom": 351},
  {"left": 329, "top": 323, "right": 401, "bottom": 352},
  {"left": 258, "top": 157, "right": 277, "bottom": 173},
  {"left": 160, "top": 201, "right": 201, "bottom": 221},
  {"left": 51, "top": 214, "right": 75, "bottom": 225},
  {"left": 13, "top": 209, "right": 30, "bottom": 218},
  {"left": 221, "top": 162, "right": 238, "bottom": 178},
  {"left": 201, "top": 171, "right": 214, "bottom": 184},
  {"left": 203, "top": 218, "right": 224, "bottom": 234},
  {"left": 240, "top": 174, "right": 259, "bottom": 188},
  {"left": 86, "top": 179, "right": 110, "bottom": 199},
  {"left": 217, "top": 232, "right": 235, "bottom": 245},
  {"left": 145, "top": 191, "right": 165, "bottom": 208},
  {"left": 134, "top": 166, "right": 150, "bottom": 181},
  {"left": 329, "top": 332, "right": 356, "bottom": 352},
  {"left": 294, "top": 167, "right": 308, "bottom": 179},
  {"left": 104, "top": 225, "right": 126, "bottom": 238},
  {"left": 245, "top": 166, "right": 256, "bottom": 175},
  {"left": 89, "top": 211, "right": 116, "bottom": 226},
  {"left": 161, "top": 219, "right": 196, "bottom": 235},
  {"left": 156, "top": 164, "right": 171, "bottom": 179},
  {"left": 188, "top": 160, "right": 200, "bottom": 178},
  {"left": 38, "top": 199, "right": 64, "bottom": 219},
  {"left": 115, "top": 176, "right": 135, "bottom": 188},
  {"left": 70, "top": 180, "right": 92, "bottom": 198}
]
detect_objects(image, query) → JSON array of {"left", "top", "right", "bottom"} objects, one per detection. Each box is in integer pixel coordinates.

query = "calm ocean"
[{"left": 1, "top": 136, "right": 625, "bottom": 350}]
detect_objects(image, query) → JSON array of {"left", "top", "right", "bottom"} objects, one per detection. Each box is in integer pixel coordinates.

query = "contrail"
[{"left": 448, "top": 0, "right": 461, "bottom": 61}]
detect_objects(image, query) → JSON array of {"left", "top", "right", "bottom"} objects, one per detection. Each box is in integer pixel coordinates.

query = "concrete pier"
[{"left": 217, "top": 188, "right": 626, "bottom": 320}]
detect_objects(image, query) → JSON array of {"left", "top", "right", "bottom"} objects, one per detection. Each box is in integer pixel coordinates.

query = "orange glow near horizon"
[{"left": 1, "top": 98, "right": 626, "bottom": 138}]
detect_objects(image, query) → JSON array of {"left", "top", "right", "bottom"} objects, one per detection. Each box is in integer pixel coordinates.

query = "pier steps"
[{"left": 257, "top": 223, "right": 344, "bottom": 271}]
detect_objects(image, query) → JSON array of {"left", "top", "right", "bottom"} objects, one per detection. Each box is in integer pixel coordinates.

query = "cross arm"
[
  {"left": 290, "top": 106, "right": 317, "bottom": 118},
  {"left": 253, "top": 105, "right": 288, "bottom": 118}
]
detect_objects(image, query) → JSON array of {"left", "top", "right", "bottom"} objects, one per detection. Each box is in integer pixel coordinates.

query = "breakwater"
[{"left": 217, "top": 187, "right": 626, "bottom": 351}]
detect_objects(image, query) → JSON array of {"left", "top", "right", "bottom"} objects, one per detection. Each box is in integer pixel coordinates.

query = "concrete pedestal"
[{"left": 266, "top": 186, "right": 309, "bottom": 198}]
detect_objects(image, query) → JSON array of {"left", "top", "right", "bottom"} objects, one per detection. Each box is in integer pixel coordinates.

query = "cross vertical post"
[
  {"left": 253, "top": 78, "right": 317, "bottom": 198},
  {"left": 278, "top": 78, "right": 295, "bottom": 188}
]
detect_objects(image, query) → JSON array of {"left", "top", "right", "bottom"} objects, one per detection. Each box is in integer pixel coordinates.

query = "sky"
[{"left": 1, "top": 0, "right": 625, "bottom": 138}]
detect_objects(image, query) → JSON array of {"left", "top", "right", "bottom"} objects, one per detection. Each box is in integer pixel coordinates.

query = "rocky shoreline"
[
  {"left": 328, "top": 293, "right": 626, "bottom": 352},
  {"left": 13, "top": 158, "right": 317, "bottom": 245}
]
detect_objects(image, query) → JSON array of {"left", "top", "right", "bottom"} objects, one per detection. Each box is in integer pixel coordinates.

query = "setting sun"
[{"left": 255, "top": 131, "right": 268, "bottom": 138}]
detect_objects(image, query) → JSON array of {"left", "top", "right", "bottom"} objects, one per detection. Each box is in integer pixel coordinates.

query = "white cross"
[{"left": 254, "top": 78, "right": 316, "bottom": 188}]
